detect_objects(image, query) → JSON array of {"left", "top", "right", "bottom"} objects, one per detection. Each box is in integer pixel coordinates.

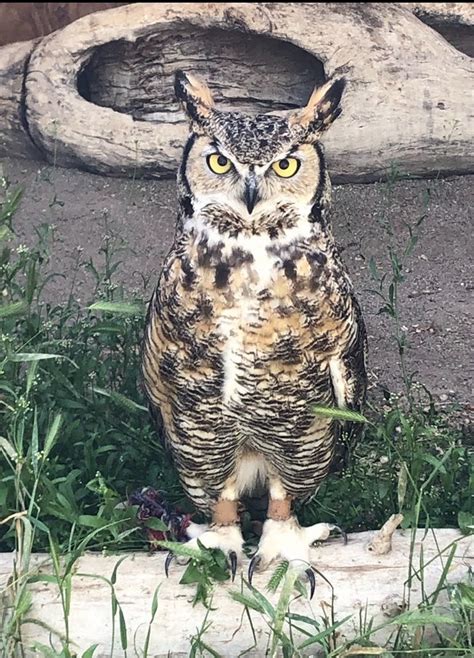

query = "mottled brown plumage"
[{"left": 141, "top": 70, "right": 367, "bottom": 575}]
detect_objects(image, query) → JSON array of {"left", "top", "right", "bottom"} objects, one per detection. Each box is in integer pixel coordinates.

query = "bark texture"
[
  {"left": 0, "top": 3, "right": 472, "bottom": 182},
  {"left": 0, "top": 40, "right": 42, "bottom": 160},
  {"left": 0, "top": 529, "right": 471, "bottom": 656}
]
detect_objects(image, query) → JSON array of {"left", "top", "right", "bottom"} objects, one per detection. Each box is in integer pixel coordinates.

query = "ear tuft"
[
  {"left": 174, "top": 69, "right": 190, "bottom": 102},
  {"left": 174, "top": 70, "right": 215, "bottom": 126},
  {"left": 290, "top": 77, "right": 346, "bottom": 138},
  {"left": 320, "top": 77, "right": 346, "bottom": 120}
]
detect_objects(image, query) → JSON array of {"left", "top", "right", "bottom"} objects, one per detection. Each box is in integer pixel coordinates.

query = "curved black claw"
[
  {"left": 164, "top": 551, "right": 175, "bottom": 578},
  {"left": 332, "top": 525, "right": 348, "bottom": 545},
  {"left": 305, "top": 567, "right": 316, "bottom": 600},
  {"left": 228, "top": 551, "right": 238, "bottom": 582},
  {"left": 248, "top": 555, "right": 262, "bottom": 586}
]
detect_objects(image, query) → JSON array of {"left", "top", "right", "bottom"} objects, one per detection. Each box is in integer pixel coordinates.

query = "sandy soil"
[{"left": 2, "top": 156, "right": 473, "bottom": 408}]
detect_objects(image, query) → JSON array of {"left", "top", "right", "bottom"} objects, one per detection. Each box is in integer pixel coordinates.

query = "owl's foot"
[
  {"left": 248, "top": 517, "right": 346, "bottom": 597},
  {"left": 165, "top": 523, "right": 244, "bottom": 581}
]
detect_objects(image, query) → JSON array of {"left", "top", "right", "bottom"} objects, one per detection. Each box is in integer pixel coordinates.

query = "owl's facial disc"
[
  {"left": 203, "top": 145, "right": 306, "bottom": 216},
  {"left": 182, "top": 135, "right": 323, "bottom": 227},
  {"left": 176, "top": 70, "right": 346, "bottom": 232}
]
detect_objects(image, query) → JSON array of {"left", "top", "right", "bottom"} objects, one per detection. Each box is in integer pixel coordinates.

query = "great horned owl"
[{"left": 142, "top": 71, "right": 367, "bottom": 587}]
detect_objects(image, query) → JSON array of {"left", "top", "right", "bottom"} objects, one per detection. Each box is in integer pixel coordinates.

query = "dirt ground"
[{"left": 2, "top": 155, "right": 473, "bottom": 409}]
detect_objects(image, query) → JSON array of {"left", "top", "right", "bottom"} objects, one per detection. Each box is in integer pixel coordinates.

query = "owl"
[{"left": 141, "top": 70, "right": 367, "bottom": 591}]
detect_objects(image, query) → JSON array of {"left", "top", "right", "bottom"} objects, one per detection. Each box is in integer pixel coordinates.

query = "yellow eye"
[
  {"left": 207, "top": 153, "right": 233, "bottom": 175},
  {"left": 272, "top": 157, "right": 300, "bottom": 178}
]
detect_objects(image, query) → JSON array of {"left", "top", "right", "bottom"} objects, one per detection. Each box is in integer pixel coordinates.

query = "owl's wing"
[
  {"left": 146, "top": 396, "right": 167, "bottom": 447},
  {"left": 329, "top": 294, "right": 368, "bottom": 472},
  {"left": 140, "top": 278, "right": 174, "bottom": 452}
]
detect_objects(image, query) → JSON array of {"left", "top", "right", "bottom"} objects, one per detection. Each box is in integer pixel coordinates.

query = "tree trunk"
[{"left": 0, "top": 529, "right": 471, "bottom": 656}]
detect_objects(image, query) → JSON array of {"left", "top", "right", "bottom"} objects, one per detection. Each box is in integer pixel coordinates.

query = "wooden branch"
[
  {"left": 0, "top": 529, "right": 471, "bottom": 656},
  {"left": 367, "top": 513, "right": 404, "bottom": 555}
]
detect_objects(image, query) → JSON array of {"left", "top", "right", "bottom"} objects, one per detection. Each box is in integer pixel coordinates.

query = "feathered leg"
[
  {"left": 248, "top": 477, "right": 345, "bottom": 597},
  {"left": 166, "top": 485, "right": 244, "bottom": 581}
]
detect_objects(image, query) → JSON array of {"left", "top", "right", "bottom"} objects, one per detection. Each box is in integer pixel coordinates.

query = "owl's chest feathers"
[
  {"left": 178, "top": 222, "right": 348, "bottom": 320},
  {"left": 160, "top": 223, "right": 351, "bottom": 403}
]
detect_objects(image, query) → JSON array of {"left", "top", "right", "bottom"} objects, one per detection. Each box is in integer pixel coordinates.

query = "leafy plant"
[
  {"left": 0, "top": 177, "right": 185, "bottom": 558},
  {"left": 157, "top": 539, "right": 231, "bottom": 607}
]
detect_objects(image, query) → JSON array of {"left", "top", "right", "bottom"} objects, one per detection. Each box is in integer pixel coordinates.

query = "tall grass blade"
[
  {"left": 88, "top": 301, "right": 144, "bottom": 316},
  {"left": 312, "top": 406, "right": 368, "bottom": 424},
  {"left": 44, "top": 414, "right": 62, "bottom": 460},
  {"left": 0, "top": 300, "right": 28, "bottom": 318}
]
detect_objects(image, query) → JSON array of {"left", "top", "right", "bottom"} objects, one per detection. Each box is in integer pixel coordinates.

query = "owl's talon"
[
  {"left": 164, "top": 551, "right": 175, "bottom": 578},
  {"left": 228, "top": 550, "right": 238, "bottom": 581},
  {"left": 305, "top": 567, "right": 316, "bottom": 599},
  {"left": 330, "top": 524, "right": 347, "bottom": 545},
  {"left": 185, "top": 524, "right": 244, "bottom": 578},
  {"left": 248, "top": 554, "right": 262, "bottom": 586}
]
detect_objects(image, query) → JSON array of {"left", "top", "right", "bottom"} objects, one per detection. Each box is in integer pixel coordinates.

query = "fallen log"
[
  {"left": 0, "top": 529, "right": 471, "bottom": 656},
  {"left": 0, "top": 3, "right": 473, "bottom": 182},
  {"left": 22, "top": 2, "right": 474, "bottom": 183},
  {"left": 0, "top": 40, "right": 42, "bottom": 160},
  {"left": 403, "top": 2, "right": 474, "bottom": 56},
  {"left": 1, "top": 3, "right": 471, "bottom": 50}
]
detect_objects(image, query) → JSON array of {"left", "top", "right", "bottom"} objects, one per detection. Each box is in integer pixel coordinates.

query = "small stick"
[{"left": 367, "top": 514, "right": 404, "bottom": 555}]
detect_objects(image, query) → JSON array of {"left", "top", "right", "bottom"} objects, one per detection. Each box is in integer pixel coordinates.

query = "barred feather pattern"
[{"left": 142, "top": 184, "right": 367, "bottom": 513}]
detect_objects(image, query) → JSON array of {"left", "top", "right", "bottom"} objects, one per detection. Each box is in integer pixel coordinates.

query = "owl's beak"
[{"left": 243, "top": 173, "right": 259, "bottom": 214}]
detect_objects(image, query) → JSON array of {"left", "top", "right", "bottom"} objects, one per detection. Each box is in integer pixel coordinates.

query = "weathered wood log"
[
  {"left": 404, "top": 3, "right": 474, "bottom": 56},
  {"left": 0, "top": 3, "right": 471, "bottom": 49},
  {"left": 21, "top": 2, "right": 473, "bottom": 183},
  {"left": 1, "top": 3, "right": 473, "bottom": 182},
  {"left": 0, "top": 529, "right": 471, "bottom": 656},
  {"left": 0, "top": 40, "right": 43, "bottom": 160}
]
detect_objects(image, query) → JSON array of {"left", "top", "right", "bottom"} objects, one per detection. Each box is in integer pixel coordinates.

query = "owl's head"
[{"left": 175, "top": 71, "right": 346, "bottom": 232}]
